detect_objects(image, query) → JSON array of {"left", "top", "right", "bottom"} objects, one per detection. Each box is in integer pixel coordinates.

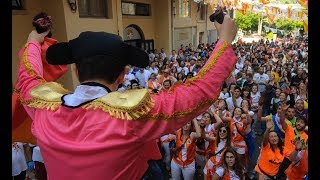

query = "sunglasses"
[{"left": 219, "top": 129, "right": 227, "bottom": 133}]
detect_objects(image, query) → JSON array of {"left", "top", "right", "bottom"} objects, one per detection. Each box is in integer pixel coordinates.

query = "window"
[
  {"left": 179, "top": 0, "right": 190, "bottom": 17},
  {"left": 122, "top": 2, "right": 151, "bottom": 16},
  {"left": 78, "top": 0, "right": 108, "bottom": 18},
  {"left": 12, "top": 0, "right": 23, "bottom": 10},
  {"left": 199, "top": 3, "right": 206, "bottom": 20}
]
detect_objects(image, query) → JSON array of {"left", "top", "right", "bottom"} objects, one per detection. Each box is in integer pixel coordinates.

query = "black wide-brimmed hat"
[{"left": 46, "top": 31, "right": 149, "bottom": 68}]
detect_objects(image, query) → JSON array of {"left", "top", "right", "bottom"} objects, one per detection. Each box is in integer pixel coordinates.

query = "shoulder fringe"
[
  {"left": 83, "top": 89, "right": 155, "bottom": 120},
  {"left": 28, "top": 82, "right": 70, "bottom": 111}
]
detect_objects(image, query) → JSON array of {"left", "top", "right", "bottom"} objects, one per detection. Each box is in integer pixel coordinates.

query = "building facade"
[{"left": 12, "top": 0, "right": 217, "bottom": 89}]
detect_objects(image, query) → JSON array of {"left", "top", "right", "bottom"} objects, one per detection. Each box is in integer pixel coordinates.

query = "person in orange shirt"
[
  {"left": 229, "top": 107, "right": 251, "bottom": 170},
  {"left": 255, "top": 120, "right": 285, "bottom": 180},
  {"left": 171, "top": 118, "right": 201, "bottom": 180},
  {"left": 147, "top": 73, "right": 161, "bottom": 92},
  {"left": 195, "top": 109, "right": 223, "bottom": 177},
  {"left": 277, "top": 103, "right": 308, "bottom": 179},
  {"left": 158, "top": 68, "right": 175, "bottom": 85},
  {"left": 203, "top": 123, "right": 232, "bottom": 180},
  {"left": 285, "top": 138, "right": 308, "bottom": 180}
]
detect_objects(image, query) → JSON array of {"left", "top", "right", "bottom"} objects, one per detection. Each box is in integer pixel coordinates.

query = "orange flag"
[
  {"left": 242, "top": 3, "right": 249, "bottom": 15},
  {"left": 303, "top": 20, "right": 308, "bottom": 32},
  {"left": 298, "top": 0, "right": 308, "bottom": 9},
  {"left": 268, "top": 14, "right": 275, "bottom": 24},
  {"left": 12, "top": 37, "right": 68, "bottom": 144},
  {"left": 210, "top": 2, "right": 215, "bottom": 10},
  {"left": 260, "top": 0, "right": 270, "bottom": 5},
  {"left": 297, "top": 11, "right": 303, "bottom": 19},
  {"left": 265, "top": 7, "right": 269, "bottom": 16},
  {"left": 272, "top": 7, "right": 278, "bottom": 15},
  {"left": 234, "top": 0, "right": 238, "bottom": 7},
  {"left": 288, "top": 5, "right": 292, "bottom": 19}
]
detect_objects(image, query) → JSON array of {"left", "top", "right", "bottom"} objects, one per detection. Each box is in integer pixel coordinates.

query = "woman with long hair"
[
  {"left": 212, "top": 147, "right": 245, "bottom": 180},
  {"left": 203, "top": 123, "right": 232, "bottom": 180},
  {"left": 255, "top": 120, "right": 285, "bottom": 180},
  {"left": 229, "top": 107, "right": 251, "bottom": 171},
  {"left": 194, "top": 109, "right": 223, "bottom": 177},
  {"left": 171, "top": 118, "right": 201, "bottom": 180}
]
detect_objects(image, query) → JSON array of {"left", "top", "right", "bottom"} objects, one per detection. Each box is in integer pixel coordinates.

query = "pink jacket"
[{"left": 15, "top": 40, "right": 237, "bottom": 180}]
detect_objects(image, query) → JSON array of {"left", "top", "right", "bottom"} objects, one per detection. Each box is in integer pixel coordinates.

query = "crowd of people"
[
  {"left": 119, "top": 35, "right": 308, "bottom": 180},
  {"left": 12, "top": 12, "right": 308, "bottom": 180}
]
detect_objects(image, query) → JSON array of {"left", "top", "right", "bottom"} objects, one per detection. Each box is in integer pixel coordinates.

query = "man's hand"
[
  {"left": 27, "top": 30, "right": 50, "bottom": 44},
  {"left": 294, "top": 138, "right": 303, "bottom": 151},
  {"left": 214, "top": 14, "right": 237, "bottom": 44}
]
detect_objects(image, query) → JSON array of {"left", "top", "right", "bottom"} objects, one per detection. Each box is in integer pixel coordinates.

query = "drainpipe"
[
  {"left": 205, "top": 4, "right": 208, "bottom": 44},
  {"left": 171, "top": 0, "right": 175, "bottom": 51}
]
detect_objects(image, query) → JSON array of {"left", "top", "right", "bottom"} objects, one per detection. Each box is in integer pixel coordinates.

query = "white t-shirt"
[
  {"left": 219, "top": 92, "right": 230, "bottom": 100},
  {"left": 123, "top": 73, "right": 135, "bottom": 87},
  {"left": 32, "top": 146, "right": 44, "bottom": 163},
  {"left": 215, "top": 167, "right": 240, "bottom": 180},
  {"left": 226, "top": 96, "right": 243, "bottom": 111},
  {"left": 12, "top": 142, "right": 28, "bottom": 176}
]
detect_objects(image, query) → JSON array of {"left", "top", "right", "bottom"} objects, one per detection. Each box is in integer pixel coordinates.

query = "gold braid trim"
[
  {"left": 83, "top": 89, "right": 155, "bottom": 120},
  {"left": 27, "top": 82, "right": 70, "bottom": 111},
  {"left": 13, "top": 88, "right": 33, "bottom": 104},
  {"left": 144, "top": 41, "right": 235, "bottom": 120},
  {"left": 22, "top": 43, "right": 46, "bottom": 84},
  {"left": 142, "top": 98, "right": 216, "bottom": 121},
  {"left": 167, "top": 41, "right": 229, "bottom": 94}
]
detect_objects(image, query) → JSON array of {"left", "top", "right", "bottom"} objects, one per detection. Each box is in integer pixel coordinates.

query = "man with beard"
[{"left": 277, "top": 104, "right": 308, "bottom": 179}]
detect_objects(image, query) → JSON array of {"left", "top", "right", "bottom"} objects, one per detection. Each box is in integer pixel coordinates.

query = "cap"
[{"left": 46, "top": 31, "right": 149, "bottom": 68}]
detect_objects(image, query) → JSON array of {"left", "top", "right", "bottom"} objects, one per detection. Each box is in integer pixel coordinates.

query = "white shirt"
[
  {"left": 251, "top": 91, "right": 261, "bottom": 108},
  {"left": 216, "top": 167, "right": 240, "bottom": 180},
  {"left": 148, "top": 67, "right": 159, "bottom": 75},
  {"left": 12, "top": 142, "right": 28, "bottom": 176},
  {"left": 177, "top": 67, "right": 189, "bottom": 75},
  {"left": 135, "top": 71, "right": 149, "bottom": 88},
  {"left": 226, "top": 96, "right": 243, "bottom": 111},
  {"left": 63, "top": 85, "right": 108, "bottom": 107},
  {"left": 253, "top": 73, "right": 269, "bottom": 92},
  {"left": 123, "top": 73, "right": 135, "bottom": 87},
  {"left": 219, "top": 92, "right": 230, "bottom": 100},
  {"left": 32, "top": 146, "right": 44, "bottom": 163},
  {"left": 236, "top": 62, "right": 244, "bottom": 70}
]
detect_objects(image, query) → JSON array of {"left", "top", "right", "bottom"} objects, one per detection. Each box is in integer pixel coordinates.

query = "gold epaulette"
[
  {"left": 28, "top": 82, "right": 155, "bottom": 120},
  {"left": 28, "top": 82, "right": 70, "bottom": 110},
  {"left": 83, "top": 89, "right": 155, "bottom": 120}
]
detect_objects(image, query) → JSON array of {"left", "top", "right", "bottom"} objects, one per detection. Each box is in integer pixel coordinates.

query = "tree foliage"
[
  {"left": 234, "top": 10, "right": 261, "bottom": 32},
  {"left": 274, "top": 18, "right": 304, "bottom": 32}
]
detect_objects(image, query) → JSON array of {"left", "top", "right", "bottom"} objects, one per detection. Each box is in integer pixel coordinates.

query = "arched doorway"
[{"left": 123, "top": 24, "right": 154, "bottom": 53}]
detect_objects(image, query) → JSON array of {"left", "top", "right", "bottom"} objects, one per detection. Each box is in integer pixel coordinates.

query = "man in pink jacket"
[{"left": 14, "top": 15, "right": 237, "bottom": 179}]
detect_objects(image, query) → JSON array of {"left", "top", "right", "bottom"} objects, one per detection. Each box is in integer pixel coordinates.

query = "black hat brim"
[
  {"left": 46, "top": 37, "right": 149, "bottom": 68},
  {"left": 46, "top": 42, "right": 75, "bottom": 65}
]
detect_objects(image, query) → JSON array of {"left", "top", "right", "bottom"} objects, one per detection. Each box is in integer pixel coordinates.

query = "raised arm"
[
  {"left": 191, "top": 118, "right": 202, "bottom": 139},
  {"left": 212, "top": 108, "right": 223, "bottom": 129},
  {"left": 280, "top": 104, "right": 290, "bottom": 131},
  {"left": 262, "top": 120, "right": 274, "bottom": 147},
  {"left": 131, "top": 15, "right": 238, "bottom": 142},
  {"left": 14, "top": 30, "right": 50, "bottom": 119},
  {"left": 289, "top": 138, "right": 303, "bottom": 162}
]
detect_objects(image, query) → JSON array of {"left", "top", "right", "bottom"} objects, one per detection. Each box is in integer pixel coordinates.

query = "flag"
[
  {"left": 12, "top": 37, "right": 68, "bottom": 144},
  {"left": 234, "top": 0, "right": 238, "bottom": 7},
  {"left": 260, "top": 0, "right": 270, "bottom": 5},
  {"left": 298, "top": 0, "right": 308, "bottom": 9},
  {"left": 288, "top": 5, "right": 292, "bottom": 19},
  {"left": 303, "top": 20, "right": 308, "bottom": 32}
]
